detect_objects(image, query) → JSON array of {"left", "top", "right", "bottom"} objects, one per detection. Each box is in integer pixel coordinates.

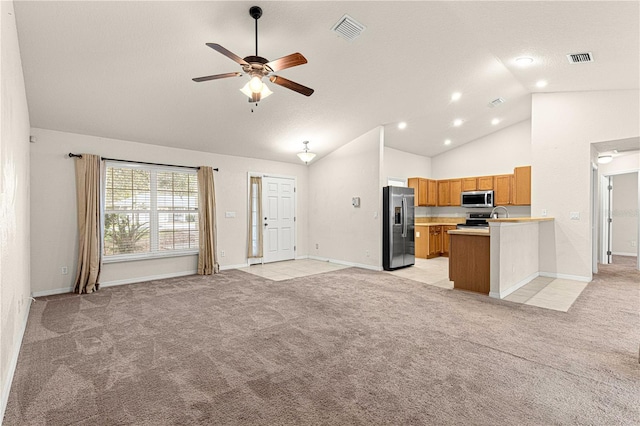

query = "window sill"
[{"left": 103, "top": 250, "right": 198, "bottom": 264}]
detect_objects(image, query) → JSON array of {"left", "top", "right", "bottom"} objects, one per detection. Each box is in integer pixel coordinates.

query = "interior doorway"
[{"left": 592, "top": 137, "right": 640, "bottom": 272}]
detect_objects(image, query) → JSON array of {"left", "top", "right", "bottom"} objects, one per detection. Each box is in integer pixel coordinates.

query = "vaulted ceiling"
[{"left": 14, "top": 1, "right": 640, "bottom": 164}]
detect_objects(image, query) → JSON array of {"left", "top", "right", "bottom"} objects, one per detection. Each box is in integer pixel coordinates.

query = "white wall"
[
  {"left": 532, "top": 90, "right": 640, "bottom": 280},
  {"left": 29, "top": 128, "right": 309, "bottom": 295},
  {"left": 1, "top": 0, "right": 32, "bottom": 418},
  {"left": 382, "top": 146, "right": 431, "bottom": 184},
  {"left": 611, "top": 172, "right": 638, "bottom": 255},
  {"left": 424, "top": 120, "right": 532, "bottom": 218},
  {"left": 308, "top": 127, "right": 383, "bottom": 269},
  {"left": 431, "top": 120, "right": 532, "bottom": 179}
]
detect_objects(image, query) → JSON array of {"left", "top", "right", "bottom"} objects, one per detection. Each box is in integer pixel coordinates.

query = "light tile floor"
[
  {"left": 237, "top": 258, "right": 349, "bottom": 281},
  {"left": 239, "top": 258, "right": 588, "bottom": 312}
]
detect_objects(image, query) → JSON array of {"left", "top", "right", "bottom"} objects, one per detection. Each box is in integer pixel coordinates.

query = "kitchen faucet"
[{"left": 491, "top": 206, "right": 509, "bottom": 219}]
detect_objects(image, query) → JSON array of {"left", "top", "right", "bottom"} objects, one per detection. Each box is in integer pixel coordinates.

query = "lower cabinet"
[
  {"left": 428, "top": 226, "right": 442, "bottom": 258},
  {"left": 441, "top": 225, "right": 457, "bottom": 256},
  {"left": 416, "top": 225, "right": 458, "bottom": 259}
]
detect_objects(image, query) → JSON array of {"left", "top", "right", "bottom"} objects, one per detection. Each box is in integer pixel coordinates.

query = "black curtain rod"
[{"left": 68, "top": 153, "right": 218, "bottom": 171}]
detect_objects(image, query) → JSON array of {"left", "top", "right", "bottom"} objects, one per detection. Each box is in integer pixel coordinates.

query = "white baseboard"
[
  {"left": 220, "top": 263, "right": 249, "bottom": 271},
  {"left": 612, "top": 252, "right": 637, "bottom": 257},
  {"left": 100, "top": 270, "right": 197, "bottom": 288},
  {"left": 1, "top": 297, "right": 32, "bottom": 423},
  {"left": 31, "top": 286, "right": 74, "bottom": 298},
  {"left": 307, "top": 256, "right": 383, "bottom": 271},
  {"left": 539, "top": 271, "right": 592, "bottom": 283},
  {"left": 492, "top": 272, "right": 540, "bottom": 299},
  {"left": 32, "top": 270, "right": 199, "bottom": 297}
]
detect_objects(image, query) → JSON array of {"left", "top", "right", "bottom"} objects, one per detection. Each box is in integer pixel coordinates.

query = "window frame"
[{"left": 102, "top": 161, "right": 199, "bottom": 263}]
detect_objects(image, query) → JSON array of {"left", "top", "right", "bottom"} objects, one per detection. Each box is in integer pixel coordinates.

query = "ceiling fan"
[{"left": 192, "top": 6, "right": 314, "bottom": 103}]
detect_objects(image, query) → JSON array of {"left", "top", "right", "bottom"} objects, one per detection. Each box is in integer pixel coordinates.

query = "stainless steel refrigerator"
[{"left": 383, "top": 186, "right": 415, "bottom": 270}]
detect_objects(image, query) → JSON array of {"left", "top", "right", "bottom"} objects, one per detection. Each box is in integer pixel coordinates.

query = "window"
[{"left": 103, "top": 162, "right": 199, "bottom": 261}]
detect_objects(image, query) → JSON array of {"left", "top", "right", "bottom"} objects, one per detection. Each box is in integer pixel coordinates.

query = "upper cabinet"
[
  {"left": 493, "top": 174, "right": 512, "bottom": 206},
  {"left": 513, "top": 166, "right": 531, "bottom": 205},
  {"left": 461, "top": 178, "right": 477, "bottom": 192},
  {"left": 408, "top": 178, "right": 437, "bottom": 206},
  {"left": 437, "top": 179, "right": 462, "bottom": 206},
  {"left": 477, "top": 176, "right": 494, "bottom": 190},
  {"left": 408, "top": 165, "right": 531, "bottom": 207}
]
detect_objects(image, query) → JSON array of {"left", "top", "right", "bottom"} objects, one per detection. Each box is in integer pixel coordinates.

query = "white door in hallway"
[{"left": 262, "top": 176, "right": 296, "bottom": 263}]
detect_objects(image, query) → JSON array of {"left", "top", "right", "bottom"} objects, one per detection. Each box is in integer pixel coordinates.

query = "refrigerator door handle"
[{"left": 401, "top": 197, "right": 407, "bottom": 237}]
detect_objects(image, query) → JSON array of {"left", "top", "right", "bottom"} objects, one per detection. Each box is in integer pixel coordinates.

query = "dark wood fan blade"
[
  {"left": 206, "top": 43, "right": 249, "bottom": 66},
  {"left": 269, "top": 75, "right": 314, "bottom": 96},
  {"left": 192, "top": 72, "right": 242, "bottom": 82},
  {"left": 266, "top": 53, "right": 307, "bottom": 72}
]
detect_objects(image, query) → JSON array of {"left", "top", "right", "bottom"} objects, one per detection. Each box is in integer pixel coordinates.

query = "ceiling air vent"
[
  {"left": 331, "top": 14, "right": 366, "bottom": 41},
  {"left": 488, "top": 97, "right": 506, "bottom": 108},
  {"left": 567, "top": 52, "right": 594, "bottom": 63}
]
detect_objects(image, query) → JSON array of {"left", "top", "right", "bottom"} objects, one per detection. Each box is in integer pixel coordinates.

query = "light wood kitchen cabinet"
[
  {"left": 438, "top": 179, "right": 462, "bottom": 206},
  {"left": 428, "top": 226, "right": 442, "bottom": 258},
  {"left": 461, "top": 178, "right": 477, "bottom": 191},
  {"left": 477, "top": 176, "right": 494, "bottom": 190},
  {"left": 513, "top": 166, "right": 531, "bottom": 205},
  {"left": 441, "top": 225, "right": 457, "bottom": 257},
  {"left": 493, "top": 174, "right": 512, "bottom": 206},
  {"left": 449, "top": 179, "right": 462, "bottom": 206},
  {"left": 415, "top": 226, "right": 428, "bottom": 258},
  {"left": 426, "top": 179, "right": 437, "bottom": 206},
  {"left": 408, "top": 178, "right": 437, "bottom": 207},
  {"left": 437, "top": 181, "right": 450, "bottom": 206},
  {"left": 411, "top": 165, "right": 531, "bottom": 208},
  {"left": 416, "top": 225, "right": 444, "bottom": 259}
]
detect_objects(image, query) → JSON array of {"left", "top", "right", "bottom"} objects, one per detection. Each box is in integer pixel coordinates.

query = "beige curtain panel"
[
  {"left": 247, "top": 176, "right": 263, "bottom": 258},
  {"left": 74, "top": 154, "right": 102, "bottom": 294},
  {"left": 197, "top": 166, "right": 219, "bottom": 275}
]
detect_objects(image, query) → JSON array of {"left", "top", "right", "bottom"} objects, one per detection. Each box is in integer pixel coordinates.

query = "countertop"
[
  {"left": 415, "top": 223, "right": 462, "bottom": 227},
  {"left": 448, "top": 228, "right": 490, "bottom": 236},
  {"left": 487, "top": 217, "right": 554, "bottom": 223}
]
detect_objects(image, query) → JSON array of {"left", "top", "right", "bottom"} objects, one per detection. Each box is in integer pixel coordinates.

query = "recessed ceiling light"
[
  {"left": 515, "top": 57, "right": 534, "bottom": 67},
  {"left": 536, "top": 80, "right": 548, "bottom": 88},
  {"left": 491, "top": 118, "right": 500, "bottom": 125},
  {"left": 444, "top": 139, "right": 452, "bottom": 146},
  {"left": 451, "top": 92, "right": 462, "bottom": 101},
  {"left": 453, "top": 119, "right": 463, "bottom": 127},
  {"left": 398, "top": 121, "right": 407, "bottom": 130}
]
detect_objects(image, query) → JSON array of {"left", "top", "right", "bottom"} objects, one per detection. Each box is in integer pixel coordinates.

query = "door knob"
[{"left": 264, "top": 223, "right": 268, "bottom": 227}]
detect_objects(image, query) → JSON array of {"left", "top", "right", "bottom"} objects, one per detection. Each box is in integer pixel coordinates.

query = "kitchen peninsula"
[{"left": 448, "top": 218, "right": 554, "bottom": 298}]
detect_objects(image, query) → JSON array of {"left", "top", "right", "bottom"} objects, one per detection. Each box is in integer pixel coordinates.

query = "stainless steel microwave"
[{"left": 461, "top": 190, "right": 494, "bottom": 208}]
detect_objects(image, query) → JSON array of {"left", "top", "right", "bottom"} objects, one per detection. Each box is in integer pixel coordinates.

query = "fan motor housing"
[{"left": 249, "top": 6, "right": 262, "bottom": 20}]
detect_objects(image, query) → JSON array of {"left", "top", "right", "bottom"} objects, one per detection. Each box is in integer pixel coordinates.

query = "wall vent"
[
  {"left": 567, "top": 52, "right": 594, "bottom": 63},
  {"left": 488, "top": 97, "right": 506, "bottom": 108},
  {"left": 331, "top": 14, "right": 366, "bottom": 41}
]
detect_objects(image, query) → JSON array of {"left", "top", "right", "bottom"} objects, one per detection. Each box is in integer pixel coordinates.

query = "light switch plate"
[
  {"left": 225, "top": 211, "right": 236, "bottom": 218},
  {"left": 570, "top": 211, "right": 580, "bottom": 220}
]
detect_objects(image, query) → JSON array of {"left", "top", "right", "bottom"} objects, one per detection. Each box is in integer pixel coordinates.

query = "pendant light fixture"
[{"left": 297, "top": 141, "right": 316, "bottom": 164}]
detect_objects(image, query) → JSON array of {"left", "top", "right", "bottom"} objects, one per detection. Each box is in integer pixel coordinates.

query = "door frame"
[
  {"left": 247, "top": 172, "right": 298, "bottom": 265},
  {"left": 598, "top": 169, "right": 640, "bottom": 269}
]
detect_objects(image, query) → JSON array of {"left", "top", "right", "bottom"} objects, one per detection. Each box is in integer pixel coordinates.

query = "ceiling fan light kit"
[{"left": 192, "top": 6, "right": 313, "bottom": 105}]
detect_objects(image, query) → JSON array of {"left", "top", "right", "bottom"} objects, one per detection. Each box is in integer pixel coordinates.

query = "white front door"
[{"left": 262, "top": 176, "right": 296, "bottom": 263}]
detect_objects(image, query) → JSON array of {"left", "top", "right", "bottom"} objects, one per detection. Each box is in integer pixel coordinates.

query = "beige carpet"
[{"left": 4, "top": 261, "right": 639, "bottom": 425}]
